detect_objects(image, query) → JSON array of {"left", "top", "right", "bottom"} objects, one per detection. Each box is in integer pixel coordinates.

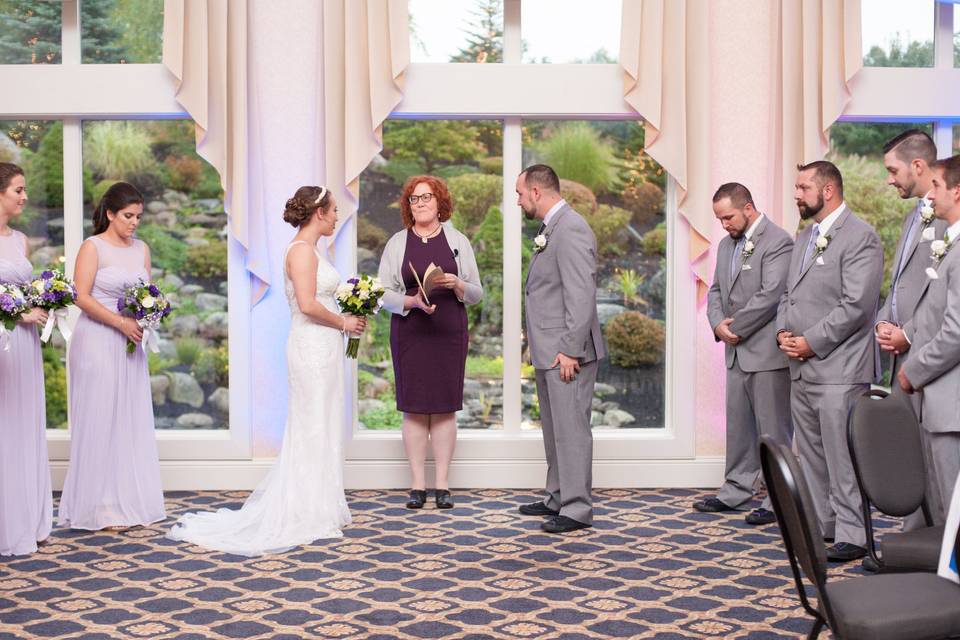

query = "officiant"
[{"left": 378, "top": 175, "right": 483, "bottom": 510}]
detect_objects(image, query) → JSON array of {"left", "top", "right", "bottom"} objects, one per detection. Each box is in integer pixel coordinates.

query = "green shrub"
[
  {"left": 435, "top": 164, "right": 479, "bottom": 180},
  {"left": 164, "top": 155, "right": 203, "bottom": 192},
  {"left": 379, "top": 157, "right": 426, "bottom": 186},
  {"left": 136, "top": 224, "right": 187, "bottom": 273},
  {"left": 643, "top": 260, "right": 667, "bottom": 311},
  {"left": 537, "top": 122, "right": 616, "bottom": 194},
  {"left": 175, "top": 337, "right": 204, "bottom": 366},
  {"left": 448, "top": 173, "right": 502, "bottom": 234},
  {"left": 192, "top": 345, "right": 228, "bottom": 387},
  {"left": 622, "top": 181, "right": 664, "bottom": 227},
  {"left": 831, "top": 154, "right": 913, "bottom": 298},
  {"left": 83, "top": 121, "right": 157, "bottom": 180},
  {"left": 559, "top": 179, "right": 598, "bottom": 215},
  {"left": 479, "top": 156, "right": 503, "bottom": 175},
  {"left": 148, "top": 353, "right": 177, "bottom": 376},
  {"left": 360, "top": 401, "right": 403, "bottom": 430},
  {"left": 641, "top": 222, "right": 667, "bottom": 257},
  {"left": 465, "top": 355, "right": 503, "bottom": 378},
  {"left": 185, "top": 243, "right": 227, "bottom": 279},
  {"left": 194, "top": 163, "right": 224, "bottom": 199},
  {"left": 584, "top": 204, "right": 631, "bottom": 257},
  {"left": 358, "top": 217, "right": 389, "bottom": 252},
  {"left": 27, "top": 123, "right": 93, "bottom": 208},
  {"left": 606, "top": 311, "right": 665, "bottom": 367},
  {"left": 360, "top": 311, "right": 392, "bottom": 363},
  {"left": 42, "top": 345, "right": 67, "bottom": 429}
]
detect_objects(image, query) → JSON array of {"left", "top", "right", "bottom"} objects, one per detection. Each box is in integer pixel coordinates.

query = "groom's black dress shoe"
[
  {"left": 406, "top": 490, "right": 427, "bottom": 509},
  {"left": 435, "top": 490, "right": 454, "bottom": 509},
  {"left": 826, "top": 542, "right": 867, "bottom": 562},
  {"left": 692, "top": 497, "right": 737, "bottom": 513},
  {"left": 541, "top": 515, "right": 591, "bottom": 534},
  {"left": 519, "top": 501, "right": 560, "bottom": 517},
  {"left": 744, "top": 508, "right": 776, "bottom": 525}
]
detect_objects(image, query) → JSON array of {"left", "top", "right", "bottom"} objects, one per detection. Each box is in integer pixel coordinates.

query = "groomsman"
[
  {"left": 777, "top": 161, "right": 883, "bottom": 562},
  {"left": 875, "top": 129, "right": 948, "bottom": 528},
  {"left": 899, "top": 155, "right": 960, "bottom": 519},
  {"left": 697, "top": 183, "right": 793, "bottom": 525}
]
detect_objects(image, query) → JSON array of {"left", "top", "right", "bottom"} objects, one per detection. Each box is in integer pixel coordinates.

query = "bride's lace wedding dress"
[{"left": 168, "top": 241, "right": 351, "bottom": 556}]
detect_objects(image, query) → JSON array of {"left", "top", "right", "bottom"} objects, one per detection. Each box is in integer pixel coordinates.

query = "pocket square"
[
  {"left": 927, "top": 267, "right": 939, "bottom": 280},
  {"left": 922, "top": 226, "right": 936, "bottom": 242},
  {"left": 815, "top": 256, "right": 825, "bottom": 266},
  {"left": 741, "top": 264, "right": 752, "bottom": 271}
]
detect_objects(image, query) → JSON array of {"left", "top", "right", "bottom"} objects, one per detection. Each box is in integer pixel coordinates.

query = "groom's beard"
[
  {"left": 797, "top": 193, "right": 824, "bottom": 220},
  {"left": 521, "top": 204, "right": 537, "bottom": 220}
]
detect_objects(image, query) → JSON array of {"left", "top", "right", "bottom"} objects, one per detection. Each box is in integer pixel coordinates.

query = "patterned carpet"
[{"left": 0, "top": 489, "right": 890, "bottom": 639}]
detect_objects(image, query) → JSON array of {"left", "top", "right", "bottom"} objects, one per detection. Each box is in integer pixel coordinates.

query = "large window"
[
  {"left": 81, "top": 120, "right": 228, "bottom": 430},
  {"left": 520, "top": 120, "right": 665, "bottom": 430},
  {"left": 0, "top": 2, "right": 62, "bottom": 64},
  {"left": 862, "top": 0, "right": 935, "bottom": 67},
  {"left": 408, "top": 0, "right": 503, "bottom": 63},
  {"left": 80, "top": 0, "right": 163, "bottom": 64},
  {"left": 357, "top": 119, "right": 504, "bottom": 431},
  {"left": 521, "top": 0, "right": 621, "bottom": 64}
]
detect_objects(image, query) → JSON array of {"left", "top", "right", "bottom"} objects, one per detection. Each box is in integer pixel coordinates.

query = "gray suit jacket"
[
  {"left": 902, "top": 243, "right": 960, "bottom": 433},
  {"left": 524, "top": 204, "right": 605, "bottom": 370},
  {"left": 776, "top": 207, "right": 883, "bottom": 384},
  {"left": 877, "top": 203, "right": 948, "bottom": 326},
  {"left": 707, "top": 217, "right": 793, "bottom": 373}
]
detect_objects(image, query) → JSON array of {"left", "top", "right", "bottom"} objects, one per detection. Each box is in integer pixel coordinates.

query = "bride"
[{"left": 168, "top": 186, "right": 366, "bottom": 556}]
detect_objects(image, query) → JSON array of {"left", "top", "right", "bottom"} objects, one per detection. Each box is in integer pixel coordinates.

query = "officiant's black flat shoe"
[
  {"left": 406, "top": 490, "right": 427, "bottom": 509},
  {"left": 518, "top": 501, "right": 559, "bottom": 517},
  {"left": 435, "top": 490, "right": 454, "bottom": 509}
]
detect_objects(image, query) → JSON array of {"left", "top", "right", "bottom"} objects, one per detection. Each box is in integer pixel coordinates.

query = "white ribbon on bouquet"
[
  {"left": 0, "top": 325, "right": 9, "bottom": 352},
  {"left": 40, "top": 308, "right": 71, "bottom": 343},
  {"left": 139, "top": 322, "right": 161, "bottom": 353}
]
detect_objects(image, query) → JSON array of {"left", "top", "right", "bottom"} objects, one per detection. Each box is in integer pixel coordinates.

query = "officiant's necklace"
[{"left": 412, "top": 221, "right": 442, "bottom": 244}]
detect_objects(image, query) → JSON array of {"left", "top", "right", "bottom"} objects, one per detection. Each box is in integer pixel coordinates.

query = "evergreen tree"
[
  {"left": 80, "top": 0, "right": 126, "bottom": 63},
  {"left": 450, "top": 0, "right": 502, "bottom": 63},
  {"left": 0, "top": 1, "right": 62, "bottom": 64}
]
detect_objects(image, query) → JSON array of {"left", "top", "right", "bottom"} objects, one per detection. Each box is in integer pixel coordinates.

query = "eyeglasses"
[{"left": 408, "top": 193, "right": 435, "bottom": 204}]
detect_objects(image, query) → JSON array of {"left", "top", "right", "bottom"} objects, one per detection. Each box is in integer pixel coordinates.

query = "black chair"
[
  {"left": 760, "top": 437, "right": 960, "bottom": 640},
  {"left": 848, "top": 389, "right": 943, "bottom": 572}
]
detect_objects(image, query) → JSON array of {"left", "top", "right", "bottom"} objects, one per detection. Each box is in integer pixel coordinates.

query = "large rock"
[
  {"left": 30, "top": 246, "right": 61, "bottom": 267},
  {"left": 176, "top": 413, "right": 215, "bottom": 429},
  {"left": 200, "top": 312, "right": 228, "bottom": 339},
  {"left": 196, "top": 293, "right": 228, "bottom": 312},
  {"left": 594, "top": 382, "right": 617, "bottom": 396},
  {"left": 193, "top": 198, "right": 222, "bottom": 211},
  {"left": 154, "top": 210, "right": 178, "bottom": 228},
  {"left": 362, "top": 375, "right": 391, "bottom": 398},
  {"left": 596, "top": 303, "right": 627, "bottom": 326},
  {"left": 146, "top": 201, "right": 167, "bottom": 214},
  {"left": 166, "top": 371, "right": 204, "bottom": 408},
  {"left": 590, "top": 410, "right": 604, "bottom": 426},
  {"left": 180, "top": 284, "right": 204, "bottom": 295},
  {"left": 155, "top": 416, "right": 177, "bottom": 429},
  {"left": 359, "top": 398, "right": 386, "bottom": 414},
  {"left": 604, "top": 409, "right": 636, "bottom": 428},
  {"left": 208, "top": 387, "right": 229, "bottom": 414},
  {"left": 156, "top": 336, "right": 177, "bottom": 360},
  {"left": 357, "top": 247, "right": 376, "bottom": 264},
  {"left": 219, "top": 281, "right": 229, "bottom": 295},
  {"left": 162, "top": 273, "right": 184, "bottom": 290},
  {"left": 187, "top": 213, "right": 223, "bottom": 227},
  {"left": 151, "top": 375, "right": 170, "bottom": 405},
  {"left": 170, "top": 315, "right": 200, "bottom": 337},
  {"left": 185, "top": 237, "right": 210, "bottom": 247}
]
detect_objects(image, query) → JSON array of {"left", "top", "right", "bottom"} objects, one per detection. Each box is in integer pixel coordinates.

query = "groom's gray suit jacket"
[{"left": 525, "top": 204, "right": 605, "bottom": 368}]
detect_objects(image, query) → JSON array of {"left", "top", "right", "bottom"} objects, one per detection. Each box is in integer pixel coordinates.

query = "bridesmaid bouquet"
[
  {"left": 117, "top": 280, "right": 173, "bottom": 354},
  {"left": 0, "top": 281, "right": 30, "bottom": 351},
  {"left": 25, "top": 262, "right": 78, "bottom": 343},
  {"left": 335, "top": 274, "right": 385, "bottom": 359}
]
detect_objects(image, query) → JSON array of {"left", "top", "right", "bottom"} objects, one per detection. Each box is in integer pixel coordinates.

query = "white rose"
[
  {"left": 33, "top": 280, "right": 45, "bottom": 293},
  {"left": 932, "top": 240, "right": 947, "bottom": 255},
  {"left": 534, "top": 234, "right": 547, "bottom": 248},
  {"left": 141, "top": 295, "right": 156, "bottom": 309},
  {"left": 921, "top": 204, "right": 935, "bottom": 221},
  {"left": 358, "top": 289, "right": 370, "bottom": 300},
  {"left": 743, "top": 240, "right": 755, "bottom": 253},
  {"left": 815, "top": 235, "right": 829, "bottom": 250}
]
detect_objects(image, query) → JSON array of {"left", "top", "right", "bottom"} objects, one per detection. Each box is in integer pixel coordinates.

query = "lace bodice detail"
[{"left": 283, "top": 241, "right": 341, "bottom": 324}]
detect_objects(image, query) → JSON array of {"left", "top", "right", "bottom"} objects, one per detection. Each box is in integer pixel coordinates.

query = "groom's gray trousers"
[{"left": 535, "top": 361, "right": 598, "bottom": 525}]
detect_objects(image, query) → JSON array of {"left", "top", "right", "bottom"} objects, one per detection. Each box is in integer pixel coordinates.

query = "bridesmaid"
[
  {"left": 59, "top": 182, "right": 165, "bottom": 531},
  {"left": 0, "top": 162, "right": 52, "bottom": 555}
]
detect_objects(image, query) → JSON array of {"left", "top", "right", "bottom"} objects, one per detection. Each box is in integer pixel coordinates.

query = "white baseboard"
[{"left": 49, "top": 457, "right": 726, "bottom": 491}]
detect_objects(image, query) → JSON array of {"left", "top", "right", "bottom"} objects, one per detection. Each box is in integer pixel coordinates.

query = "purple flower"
[
  {"left": 348, "top": 278, "right": 359, "bottom": 284},
  {"left": 40, "top": 270, "right": 54, "bottom": 279},
  {"left": 148, "top": 284, "right": 160, "bottom": 296}
]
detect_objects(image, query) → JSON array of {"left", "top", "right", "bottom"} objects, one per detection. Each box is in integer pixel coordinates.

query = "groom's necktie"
[
  {"left": 730, "top": 237, "right": 745, "bottom": 280},
  {"left": 890, "top": 201, "right": 923, "bottom": 325},
  {"left": 801, "top": 224, "right": 820, "bottom": 272},
  {"left": 537, "top": 222, "right": 546, "bottom": 236}
]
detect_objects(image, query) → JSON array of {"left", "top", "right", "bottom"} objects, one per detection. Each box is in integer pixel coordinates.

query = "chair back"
[
  {"left": 849, "top": 390, "right": 926, "bottom": 517},
  {"left": 760, "top": 437, "right": 833, "bottom": 627}
]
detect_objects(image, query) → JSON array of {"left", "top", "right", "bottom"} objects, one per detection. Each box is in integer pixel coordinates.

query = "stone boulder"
[
  {"left": 176, "top": 413, "right": 215, "bottom": 429},
  {"left": 594, "top": 382, "right": 617, "bottom": 396},
  {"left": 150, "top": 375, "right": 170, "bottom": 405},
  {"left": 604, "top": 409, "right": 636, "bottom": 428},
  {"left": 170, "top": 315, "right": 199, "bottom": 337},
  {"left": 596, "top": 303, "right": 627, "bottom": 327},
  {"left": 200, "top": 312, "right": 228, "bottom": 339},
  {"left": 208, "top": 387, "right": 229, "bottom": 414},
  {"left": 196, "top": 293, "right": 228, "bottom": 312},
  {"left": 166, "top": 371, "right": 204, "bottom": 408},
  {"left": 359, "top": 398, "right": 386, "bottom": 414}
]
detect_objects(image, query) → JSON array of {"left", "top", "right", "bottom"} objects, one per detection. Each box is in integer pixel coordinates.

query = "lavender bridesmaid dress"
[
  {"left": 59, "top": 235, "right": 165, "bottom": 530},
  {"left": 0, "top": 230, "right": 52, "bottom": 555}
]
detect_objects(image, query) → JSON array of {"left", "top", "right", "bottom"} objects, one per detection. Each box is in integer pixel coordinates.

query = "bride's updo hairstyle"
[{"left": 283, "top": 185, "right": 331, "bottom": 228}]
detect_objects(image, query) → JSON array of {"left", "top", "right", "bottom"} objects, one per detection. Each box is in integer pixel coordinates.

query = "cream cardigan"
[{"left": 377, "top": 222, "right": 483, "bottom": 316}]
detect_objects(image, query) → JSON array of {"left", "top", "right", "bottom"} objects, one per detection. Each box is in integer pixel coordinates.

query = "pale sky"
[{"left": 408, "top": 0, "right": 947, "bottom": 65}]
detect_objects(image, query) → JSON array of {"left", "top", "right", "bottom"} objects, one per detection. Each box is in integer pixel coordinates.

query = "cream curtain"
[
  {"left": 620, "top": 0, "right": 862, "bottom": 294},
  {"left": 768, "top": 0, "right": 862, "bottom": 234},
  {"left": 322, "top": 0, "right": 409, "bottom": 247},
  {"left": 163, "top": 0, "right": 408, "bottom": 301}
]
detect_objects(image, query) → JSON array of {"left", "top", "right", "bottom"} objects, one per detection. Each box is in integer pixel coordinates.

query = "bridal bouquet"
[
  {"left": 0, "top": 281, "right": 30, "bottom": 351},
  {"left": 24, "top": 261, "right": 78, "bottom": 343},
  {"left": 335, "top": 274, "right": 385, "bottom": 359},
  {"left": 117, "top": 279, "right": 172, "bottom": 354}
]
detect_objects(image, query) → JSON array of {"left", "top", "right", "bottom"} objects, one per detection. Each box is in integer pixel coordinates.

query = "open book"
[{"left": 408, "top": 261, "right": 445, "bottom": 305}]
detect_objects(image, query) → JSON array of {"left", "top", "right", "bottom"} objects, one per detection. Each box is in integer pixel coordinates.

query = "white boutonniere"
[
  {"left": 930, "top": 238, "right": 953, "bottom": 266},
  {"left": 741, "top": 239, "right": 755, "bottom": 259},
  {"left": 814, "top": 234, "right": 830, "bottom": 257},
  {"left": 533, "top": 234, "right": 548, "bottom": 253},
  {"left": 920, "top": 203, "right": 935, "bottom": 228}
]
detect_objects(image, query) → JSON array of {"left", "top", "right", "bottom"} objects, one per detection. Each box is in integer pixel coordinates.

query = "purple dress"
[
  {"left": 59, "top": 236, "right": 165, "bottom": 530},
  {"left": 0, "top": 230, "right": 52, "bottom": 555},
  {"left": 391, "top": 229, "right": 468, "bottom": 413}
]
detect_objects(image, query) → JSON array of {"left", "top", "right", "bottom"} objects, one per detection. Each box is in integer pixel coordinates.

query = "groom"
[{"left": 516, "top": 164, "right": 604, "bottom": 534}]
